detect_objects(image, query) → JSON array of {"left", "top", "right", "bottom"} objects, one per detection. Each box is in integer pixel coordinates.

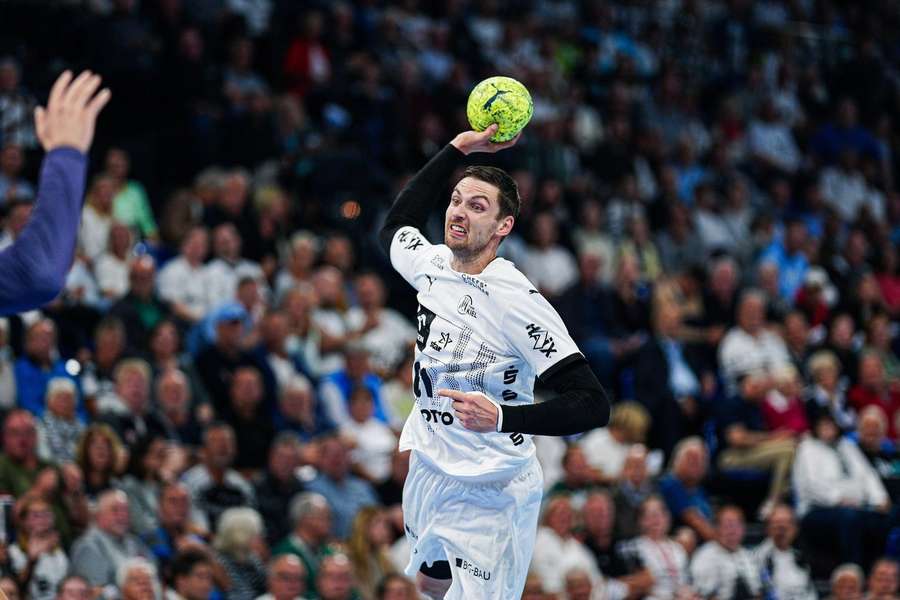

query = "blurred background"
[{"left": 2, "top": 0, "right": 900, "bottom": 599}]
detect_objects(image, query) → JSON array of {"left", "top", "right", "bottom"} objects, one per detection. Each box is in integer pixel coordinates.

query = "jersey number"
[{"left": 413, "top": 361, "right": 434, "bottom": 399}]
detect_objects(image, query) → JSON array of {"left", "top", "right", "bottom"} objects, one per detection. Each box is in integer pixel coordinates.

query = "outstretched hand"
[
  {"left": 35, "top": 70, "right": 111, "bottom": 153},
  {"left": 439, "top": 388, "right": 499, "bottom": 432},
  {"left": 450, "top": 124, "right": 521, "bottom": 156}
]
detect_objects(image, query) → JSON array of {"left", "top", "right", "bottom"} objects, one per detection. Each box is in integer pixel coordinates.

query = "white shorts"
[{"left": 401, "top": 450, "right": 543, "bottom": 599}]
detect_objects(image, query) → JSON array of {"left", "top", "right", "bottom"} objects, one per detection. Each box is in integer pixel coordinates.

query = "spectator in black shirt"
[
  {"left": 225, "top": 366, "right": 273, "bottom": 473},
  {"left": 255, "top": 432, "right": 306, "bottom": 547}
]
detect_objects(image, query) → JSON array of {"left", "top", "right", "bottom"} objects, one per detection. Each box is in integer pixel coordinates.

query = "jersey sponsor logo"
[
  {"left": 455, "top": 557, "right": 491, "bottom": 581},
  {"left": 425, "top": 275, "right": 436, "bottom": 291},
  {"left": 501, "top": 389, "right": 517, "bottom": 401},
  {"left": 502, "top": 367, "right": 518, "bottom": 384},
  {"left": 460, "top": 272, "right": 489, "bottom": 296},
  {"left": 509, "top": 432, "right": 524, "bottom": 446},
  {"left": 525, "top": 323, "right": 557, "bottom": 358},
  {"left": 416, "top": 305, "right": 436, "bottom": 351},
  {"left": 430, "top": 256, "right": 445, "bottom": 270},
  {"left": 420, "top": 408, "right": 454, "bottom": 425},
  {"left": 457, "top": 295, "right": 477, "bottom": 318},
  {"left": 398, "top": 230, "right": 423, "bottom": 251},
  {"left": 430, "top": 331, "right": 453, "bottom": 352}
]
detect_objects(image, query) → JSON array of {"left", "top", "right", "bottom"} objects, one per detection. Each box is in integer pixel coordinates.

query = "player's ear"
[{"left": 496, "top": 215, "right": 514, "bottom": 238}]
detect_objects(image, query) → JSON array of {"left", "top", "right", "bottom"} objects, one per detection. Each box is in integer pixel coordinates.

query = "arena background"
[{"left": 1, "top": 0, "right": 900, "bottom": 599}]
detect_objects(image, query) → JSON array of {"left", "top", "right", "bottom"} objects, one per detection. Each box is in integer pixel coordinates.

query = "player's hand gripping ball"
[{"left": 466, "top": 76, "right": 533, "bottom": 143}]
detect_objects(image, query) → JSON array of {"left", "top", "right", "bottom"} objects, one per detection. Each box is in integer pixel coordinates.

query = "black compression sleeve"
[
  {"left": 378, "top": 144, "right": 465, "bottom": 254},
  {"left": 499, "top": 355, "right": 611, "bottom": 436}
]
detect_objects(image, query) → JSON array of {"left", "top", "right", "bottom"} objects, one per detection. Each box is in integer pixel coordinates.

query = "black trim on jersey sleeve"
[
  {"left": 499, "top": 354, "right": 611, "bottom": 436},
  {"left": 378, "top": 144, "right": 466, "bottom": 254}
]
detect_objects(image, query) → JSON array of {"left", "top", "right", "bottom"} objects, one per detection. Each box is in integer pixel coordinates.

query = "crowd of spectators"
[{"left": 3, "top": 0, "right": 900, "bottom": 598}]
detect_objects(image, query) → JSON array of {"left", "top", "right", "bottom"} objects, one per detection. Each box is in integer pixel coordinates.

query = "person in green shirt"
[
  {"left": 273, "top": 492, "right": 337, "bottom": 596},
  {"left": 104, "top": 147, "right": 159, "bottom": 242}
]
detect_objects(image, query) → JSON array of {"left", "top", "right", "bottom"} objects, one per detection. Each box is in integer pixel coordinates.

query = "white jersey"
[{"left": 389, "top": 226, "right": 581, "bottom": 482}]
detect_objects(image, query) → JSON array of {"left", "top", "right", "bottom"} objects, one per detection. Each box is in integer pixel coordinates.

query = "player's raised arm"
[
  {"left": 377, "top": 125, "right": 519, "bottom": 254},
  {"left": 0, "top": 70, "right": 110, "bottom": 314}
]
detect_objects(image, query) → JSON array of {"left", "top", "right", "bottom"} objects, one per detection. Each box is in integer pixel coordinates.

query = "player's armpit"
[{"left": 499, "top": 354, "right": 610, "bottom": 436}]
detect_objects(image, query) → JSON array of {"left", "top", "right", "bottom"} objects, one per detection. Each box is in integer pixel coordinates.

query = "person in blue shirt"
[
  {"left": 659, "top": 436, "right": 716, "bottom": 543},
  {"left": 0, "top": 70, "right": 110, "bottom": 315},
  {"left": 759, "top": 218, "right": 809, "bottom": 302}
]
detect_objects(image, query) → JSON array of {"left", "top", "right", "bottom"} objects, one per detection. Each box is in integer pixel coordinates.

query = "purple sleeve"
[{"left": 0, "top": 147, "right": 87, "bottom": 315}]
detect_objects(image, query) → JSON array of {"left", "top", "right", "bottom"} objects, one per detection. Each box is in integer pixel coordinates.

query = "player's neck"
[{"left": 451, "top": 248, "right": 497, "bottom": 275}]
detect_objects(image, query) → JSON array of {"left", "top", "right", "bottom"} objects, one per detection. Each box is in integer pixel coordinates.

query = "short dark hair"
[
  {"left": 458, "top": 166, "right": 520, "bottom": 220},
  {"left": 170, "top": 549, "right": 213, "bottom": 585}
]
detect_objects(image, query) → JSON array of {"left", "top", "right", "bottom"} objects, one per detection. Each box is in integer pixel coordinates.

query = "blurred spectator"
[
  {"left": 94, "top": 221, "right": 134, "bottom": 301},
  {"left": 0, "top": 198, "right": 32, "bottom": 251},
  {"left": 865, "top": 313, "right": 900, "bottom": 384},
  {"left": 616, "top": 496, "right": 691, "bottom": 600},
  {"left": 690, "top": 506, "right": 762, "bottom": 600},
  {"left": 855, "top": 406, "right": 899, "bottom": 481},
  {"left": 103, "top": 357, "right": 167, "bottom": 442},
  {"left": 547, "top": 445, "right": 604, "bottom": 503},
  {"left": 158, "top": 226, "right": 211, "bottom": 323},
  {"left": 315, "top": 553, "right": 357, "bottom": 600},
  {"left": 635, "top": 300, "right": 706, "bottom": 458},
  {"left": 612, "top": 445, "right": 656, "bottom": 541},
  {"left": 747, "top": 98, "right": 802, "bottom": 175},
  {"left": 117, "top": 435, "right": 185, "bottom": 536},
  {"left": 148, "top": 319, "right": 209, "bottom": 409},
  {"left": 659, "top": 437, "right": 715, "bottom": 542},
  {"left": 225, "top": 366, "right": 274, "bottom": 472},
  {"left": 214, "top": 507, "right": 268, "bottom": 600},
  {"left": 761, "top": 364, "right": 810, "bottom": 436},
  {"left": 782, "top": 312, "right": 813, "bottom": 374},
  {"left": 849, "top": 352, "right": 900, "bottom": 439},
  {"left": 109, "top": 256, "right": 173, "bottom": 352},
  {"left": 0, "top": 57, "right": 37, "bottom": 148},
  {"left": 619, "top": 214, "right": 662, "bottom": 282},
  {"left": 75, "top": 423, "right": 124, "bottom": 501},
  {"left": 203, "top": 223, "right": 266, "bottom": 313},
  {"left": 341, "top": 387, "right": 395, "bottom": 484},
  {"left": 155, "top": 368, "right": 205, "bottom": 448},
  {"left": 14, "top": 319, "right": 77, "bottom": 418},
  {"left": 319, "top": 343, "right": 387, "bottom": 429},
  {"left": 719, "top": 290, "right": 791, "bottom": 392},
  {"left": 531, "top": 496, "right": 600, "bottom": 595},
  {"left": 104, "top": 148, "right": 158, "bottom": 242},
  {"left": 305, "top": 436, "right": 378, "bottom": 540},
  {"left": 521, "top": 212, "right": 578, "bottom": 300},
  {"left": 715, "top": 371, "right": 796, "bottom": 519},
  {"left": 655, "top": 203, "right": 705, "bottom": 276},
  {"left": 0, "top": 319, "right": 15, "bottom": 409},
  {"left": 345, "top": 272, "right": 415, "bottom": 377},
  {"left": 258, "top": 554, "right": 308, "bottom": 600},
  {"left": 276, "top": 375, "right": 335, "bottom": 442},
  {"left": 346, "top": 507, "right": 395, "bottom": 600},
  {"left": 752, "top": 504, "right": 816, "bottom": 600},
  {"left": 182, "top": 423, "right": 256, "bottom": 532},
  {"left": 0, "top": 577, "right": 20, "bottom": 600},
  {"left": 36, "top": 377, "right": 85, "bottom": 465},
  {"left": 793, "top": 412, "right": 893, "bottom": 566},
  {"left": 759, "top": 219, "right": 809, "bottom": 303},
  {"left": 561, "top": 568, "right": 600, "bottom": 600},
  {"left": 580, "top": 490, "right": 619, "bottom": 575},
  {"left": 0, "top": 144, "right": 34, "bottom": 203},
  {"left": 70, "top": 490, "right": 155, "bottom": 590},
  {"left": 373, "top": 574, "right": 416, "bottom": 600},
  {"left": 8, "top": 495, "right": 68, "bottom": 600},
  {"left": 571, "top": 199, "right": 616, "bottom": 283},
  {"left": 168, "top": 548, "right": 217, "bottom": 600},
  {"left": 255, "top": 433, "right": 306, "bottom": 547},
  {"left": 78, "top": 175, "right": 116, "bottom": 264},
  {"left": 80, "top": 316, "right": 127, "bottom": 414},
  {"left": 310, "top": 267, "right": 351, "bottom": 375},
  {"left": 255, "top": 310, "right": 308, "bottom": 397},
  {"left": 117, "top": 557, "right": 161, "bottom": 600},
  {"left": 827, "top": 563, "right": 865, "bottom": 600},
  {"left": 275, "top": 233, "right": 318, "bottom": 302},
  {"left": 865, "top": 558, "right": 899, "bottom": 600},
  {"left": 273, "top": 492, "right": 334, "bottom": 595},
  {"left": 55, "top": 575, "right": 92, "bottom": 600},
  {"left": 142, "top": 482, "right": 207, "bottom": 569},
  {"left": 806, "top": 350, "right": 856, "bottom": 432}
]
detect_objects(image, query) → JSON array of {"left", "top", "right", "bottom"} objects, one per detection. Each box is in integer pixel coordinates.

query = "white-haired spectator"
[
  {"left": 275, "top": 232, "right": 319, "bottom": 302},
  {"left": 531, "top": 496, "right": 601, "bottom": 595},
  {"left": 827, "top": 563, "right": 864, "bottom": 600},
  {"left": 806, "top": 350, "right": 855, "bottom": 432},
  {"left": 855, "top": 405, "right": 895, "bottom": 476},
  {"left": 36, "top": 377, "right": 85, "bottom": 464},
  {"left": 157, "top": 226, "right": 210, "bottom": 322},
  {"left": 70, "top": 490, "right": 155, "bottom": 591},
  {"left": 273, "top": 492, "right": 333, "bottom": 594},
  {"left": 718, "top": 289, "right": 791, "bottom": 393},
  {"left": 214, "top": 507, "right": 268, "bottom": 600},
  {"left": 117, "top": 556, "right": 161, "bottom": 600},
  {"left": 690, "top": 506, "right": 762, "bottom": 600}
]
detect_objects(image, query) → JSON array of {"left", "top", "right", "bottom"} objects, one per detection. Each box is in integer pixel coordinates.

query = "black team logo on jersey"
[
  {"left": 425, "top": 275, "right": 436, "bottom": 291},
  {"left": 430, "top": 331, "right": 453, "bottom": 352},
  {"left": 416, "top": 305, "right": 436, "bottom": 351},
  {"left": 457, "top": 295, "right": 477, "bottom": 318},
  {"left": 398, "top": 230, "right": 423, "bottom": 252},
  {"left": 525, "top": 323, "right": 557, "bottom": 358}
]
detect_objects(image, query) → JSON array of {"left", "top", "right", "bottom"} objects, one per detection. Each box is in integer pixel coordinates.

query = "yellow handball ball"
[{"left": 466, "top": 76, "right": 533, "bottom": 143}]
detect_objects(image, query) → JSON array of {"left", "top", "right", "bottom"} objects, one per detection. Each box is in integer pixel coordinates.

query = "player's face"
[{"left": 444, "top": 177, "right": 512, "bottom": 258}]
